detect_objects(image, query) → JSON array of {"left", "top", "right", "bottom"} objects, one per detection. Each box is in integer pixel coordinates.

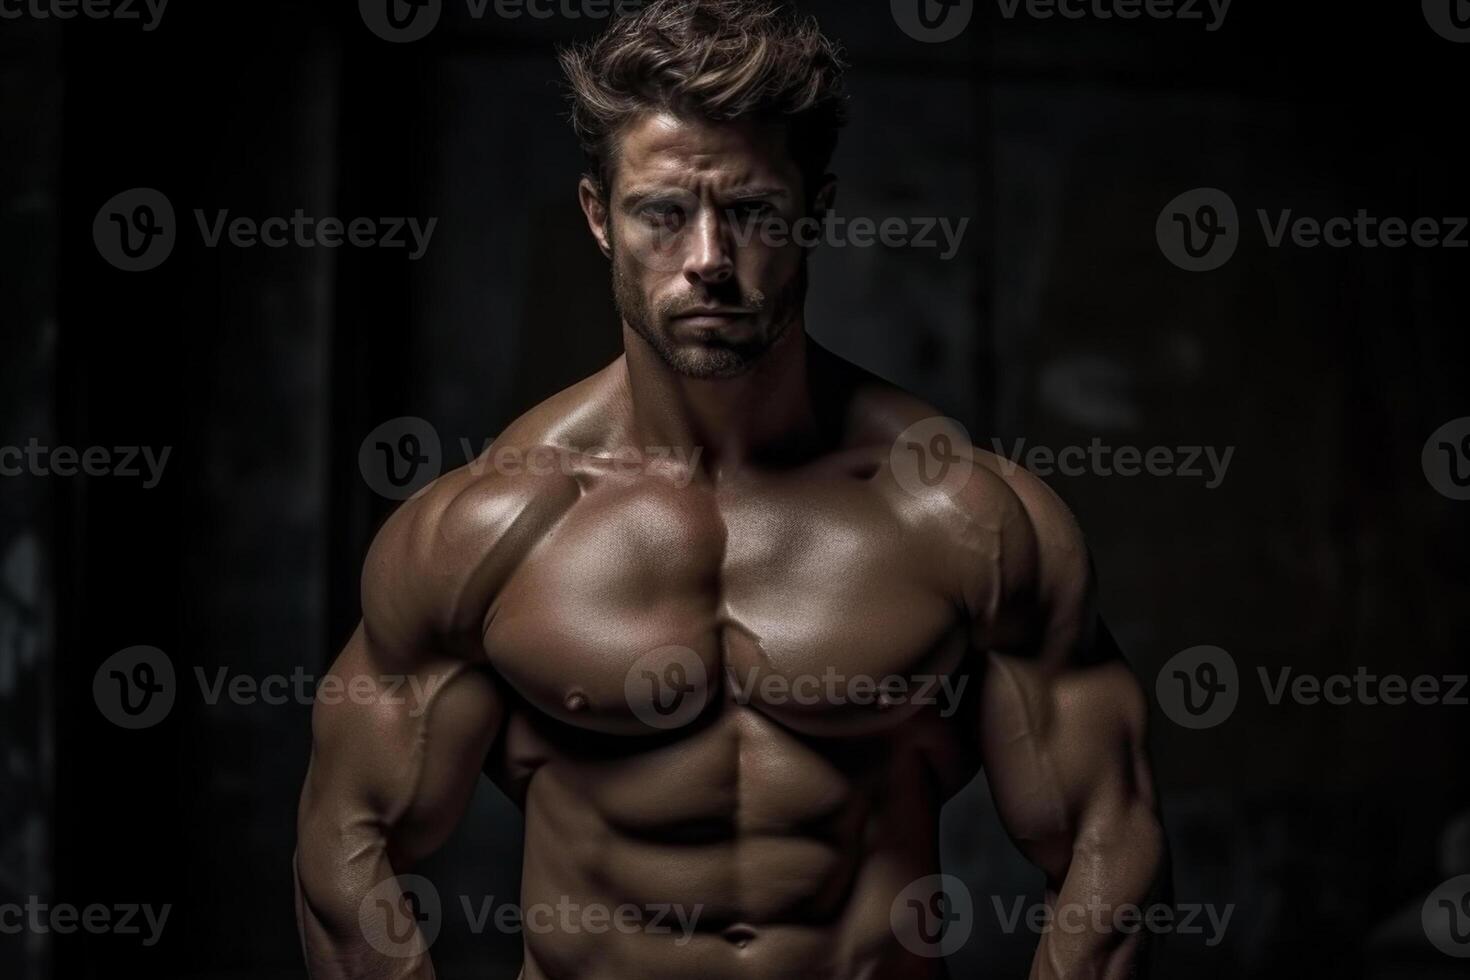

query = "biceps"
[
  {"left": 978, "top": 652, "right": 1158, "bottom": 878},
  {"left": 297, "top": 627, "right": 503, "bottom": 907}
]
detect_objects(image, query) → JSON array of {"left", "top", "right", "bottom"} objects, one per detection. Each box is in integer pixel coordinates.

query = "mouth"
[
  {"left": 673, "top": 308, "right": 751, "bottom": 318},
  {"left": 671, "top": 309, "right": 753, "bottom": 328}
]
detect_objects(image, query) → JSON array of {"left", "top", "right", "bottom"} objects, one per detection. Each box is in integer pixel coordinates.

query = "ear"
[
  {"left": 578, "top": 176, "right": 613, "bottom": 259},
  {"left": 810, "top": 173, "right": 838, "bottom": 217}
]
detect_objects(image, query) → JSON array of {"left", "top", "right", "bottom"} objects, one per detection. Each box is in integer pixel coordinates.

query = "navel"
[{"left": 722, "top": 923, "right": 757, "bottom": 948}]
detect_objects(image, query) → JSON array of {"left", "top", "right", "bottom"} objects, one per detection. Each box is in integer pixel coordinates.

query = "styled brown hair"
[{"left": 558, "top": 0, "right": 849, "bottom": 200}]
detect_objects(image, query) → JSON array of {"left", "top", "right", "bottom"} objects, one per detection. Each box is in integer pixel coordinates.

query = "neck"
[{"left": 619, "top": 320, "right": 824, "bottom": 475}]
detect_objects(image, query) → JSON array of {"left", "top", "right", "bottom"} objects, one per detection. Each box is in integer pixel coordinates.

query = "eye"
[
  {"left": 641, "top": 202, "right": 685, "bottom": 231},
  {"left": 726, "top": 200, "right": 776, "bottom": 222}
]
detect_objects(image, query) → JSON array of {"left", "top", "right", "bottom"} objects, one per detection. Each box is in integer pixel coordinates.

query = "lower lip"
[{"left": 675, "top": 314, "right": 749, "bottom": 328}]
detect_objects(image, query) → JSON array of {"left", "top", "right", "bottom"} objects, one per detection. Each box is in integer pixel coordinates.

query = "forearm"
[
  {"left": 1029, "top": 800, "right": 1168, "bottom": 980},
  {"left": 295, "top": 838, "right": 437, "bottom": 980}
]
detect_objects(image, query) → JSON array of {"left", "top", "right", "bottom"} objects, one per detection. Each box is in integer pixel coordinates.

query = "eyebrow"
[
  {"left": 618, "top": 185, "right": 792, "bottom": 210},
  {"left": 619, "top": 188, "right": 682, "bottom": 210},
  {"left": 724, "top": 187, "right": 790, "bottom": 201}
]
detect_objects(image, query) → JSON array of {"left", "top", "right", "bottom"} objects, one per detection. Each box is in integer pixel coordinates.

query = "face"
[{"left": 579, "top": 112, "right": 835, "bottom": 379}]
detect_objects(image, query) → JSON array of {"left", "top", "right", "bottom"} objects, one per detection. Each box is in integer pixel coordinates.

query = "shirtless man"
[{"left": 294, "top": 2, "right": 1167, "bottom": 977}]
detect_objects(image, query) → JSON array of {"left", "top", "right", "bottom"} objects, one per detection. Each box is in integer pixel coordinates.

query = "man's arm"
[
  {"left": 295, "top": 627, "right": 501, "bottom": 979},
  {"left": 294, "top": 464, "right": 575, "bottom": 978},
  {"left": 964, "top": 462, "right": 1168, "bottom": 979}
]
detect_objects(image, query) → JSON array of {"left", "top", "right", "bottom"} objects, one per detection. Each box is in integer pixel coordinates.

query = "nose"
[{"left": 681, "top": 208, "right": 734, "bottom": 287}]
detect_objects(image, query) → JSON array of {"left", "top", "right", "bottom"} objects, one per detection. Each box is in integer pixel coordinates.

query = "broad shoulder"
[
  {"left": 830, "top": 353, "right": 1080, "bottom": 550},
  {"left": 831, "top": 359, "right": 1093, "bottom": 655},
  {"left": 359, "top": 363, "right": 628, "bottom": 658}
]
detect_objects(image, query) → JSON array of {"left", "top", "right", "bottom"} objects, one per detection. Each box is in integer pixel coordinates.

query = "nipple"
[{"left": 563, "top": 690, "right": 589, "bottom": 713}]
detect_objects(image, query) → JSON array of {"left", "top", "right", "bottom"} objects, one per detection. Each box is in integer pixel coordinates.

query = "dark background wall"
[{"left": 2, "top": 1, "right": 1467, "bottom": 977}]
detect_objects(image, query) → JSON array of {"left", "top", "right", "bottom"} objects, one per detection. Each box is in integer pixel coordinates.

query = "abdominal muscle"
[{"left": 502, "top": 697, "right": 957, "bottom": 980}]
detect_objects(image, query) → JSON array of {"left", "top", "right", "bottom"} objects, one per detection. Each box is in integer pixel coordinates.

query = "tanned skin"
[{"left": 295, "top": 110, "right": 1167, "bottom": 979}]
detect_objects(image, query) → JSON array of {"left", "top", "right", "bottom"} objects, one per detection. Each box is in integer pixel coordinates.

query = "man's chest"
[{"left": 481, "top": 470, "right": 974, "bottom": 737}]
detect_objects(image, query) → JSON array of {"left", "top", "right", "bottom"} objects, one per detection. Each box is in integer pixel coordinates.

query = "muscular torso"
[
  {"left": 483, "top": 440, "right": 982, "bottom": 979},
  {"left": 298, "top": 351, "right": 1161, "bottom": 980}
]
